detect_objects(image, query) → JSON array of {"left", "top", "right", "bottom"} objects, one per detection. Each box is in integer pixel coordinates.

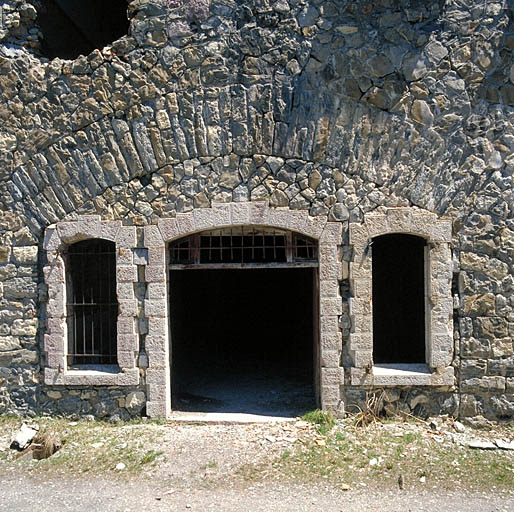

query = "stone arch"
[{"left": 143, "top": 202, "right": 344, "bottom": 418}]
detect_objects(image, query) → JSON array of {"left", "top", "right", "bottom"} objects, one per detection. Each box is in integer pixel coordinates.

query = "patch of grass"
[
  {"left": 141, "top": 450, "right": 164, "bottom": 465},
  {"left": 241, "top": 422, "right": 514, "bottom": 492},
  {"left": 301, "top": 409, "right": 336, "bottom": 435}
]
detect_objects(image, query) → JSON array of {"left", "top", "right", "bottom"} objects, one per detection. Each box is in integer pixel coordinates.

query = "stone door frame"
[{"left": 143, "top": 202, "right": 344, "bottom": 418}]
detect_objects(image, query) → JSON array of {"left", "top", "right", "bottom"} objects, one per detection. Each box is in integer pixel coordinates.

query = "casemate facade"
[{"left": 1, "top": 1, "right": 513, "bottom": 421}]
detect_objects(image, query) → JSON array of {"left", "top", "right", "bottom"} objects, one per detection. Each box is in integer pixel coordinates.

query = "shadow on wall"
[{"left": 36, "top": 0, "right": 129, "bottom": 59}]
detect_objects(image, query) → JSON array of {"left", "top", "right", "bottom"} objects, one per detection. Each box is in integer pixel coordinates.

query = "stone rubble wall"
[{"left": 0, "top": 0, "right": 513, "bottom": 420}]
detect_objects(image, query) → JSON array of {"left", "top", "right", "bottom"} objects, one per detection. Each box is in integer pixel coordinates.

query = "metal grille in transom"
[{"left": 169, "top": 227, "right": 318, "bottom": 266}]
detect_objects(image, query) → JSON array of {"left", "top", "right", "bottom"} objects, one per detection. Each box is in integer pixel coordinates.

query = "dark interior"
[
  {"left": 169, "top": 268, "right": 316, "bottom": 416},
  {"left": 37, "top": 0, "right": 129, "bottom": 60},
  {"left": 372, "top": 234, "right": 426, "bottom": 364}
]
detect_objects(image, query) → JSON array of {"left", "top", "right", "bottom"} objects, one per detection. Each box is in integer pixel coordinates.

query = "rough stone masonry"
[{"left": 0, "top": 0, "right": 513, "bottom": 421}]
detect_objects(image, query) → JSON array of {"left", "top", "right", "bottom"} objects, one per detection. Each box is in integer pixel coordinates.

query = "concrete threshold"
[{"left": 168, "top": 411, "right": 298, "bottom": 424}]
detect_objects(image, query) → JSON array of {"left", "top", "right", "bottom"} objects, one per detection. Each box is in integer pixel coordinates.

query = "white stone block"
[
  {"left": 320, "top": 222, "right": 342, "bottom": 245},
  {"left": 148, "top": 246, "right": 166, "bottom": 265},
  {"left": 118, "top": 333, "right": 138, "bottom": 352},
  {"left": 353, "top": 350, "right": 373, "bottom": 368},
  {"left": 47, "top": 297, "right": 66, "bottom": 318},
  {"left": 119, "top": 299, "right": 137, "bottom": 316},
  {"left": 319, "top": 245, "right": 339, "bottom": 264},
  {"left": 144, "top": 298, "right": 167, "bottom": 318},
  {"left": 47, "top": 352, "right": 65, "bottom": 368},
  {"left": 351, "top": 277, "right": 371, "bottom": 298},
  {"left": 319, "top": 260, "right": 342, "bottom": 280},
  {"left": 147, "top": 282, "right": 167, "bottom": 299},
  {"left": 47, "top": 318, "right": 65, "bottom": 335},
  {"left": 145, "top": 401, "right": 167, "bottom": 418},
  {"left": 321, "top": 350, "right": 340, "bottom": 368},
  {"left": 158, "top": 218, "right": 179, "bottom": 242},
  {"left": 44, "top": 334, "right": 64, "bottom": 354},
  {"left": 148, "top": 317, "right": 167, "bottom": 336},
  {"left": 117, "top": 282, "right": 134, "bottom": 300},
  {"left": 320, "top": 314, "right": 340, "bottom": 334},
  {"left": 117, "top": 317, "right": 135, "bottom": 334},
  {"left": 321, "top": 332, "right": 341, "bottom": 351},
  {"left": 248, "top": 201, "right": 269, "bottom": 225},
  {"left": 148, "top": 349, "right": 168, "bottom": 368},
  {"left": 349, "top": 224, "right": 368, "bottom": 246},
  {"left": 321, "top": 367, "right": 340, "bottom": 385},
  {"left": 320, "top": 279, "right": 339, "bottom": 298},
  {"left": 116, "top": 368, "right": 140, "bottom": 386},
  {"left": 100, "top": 221, "right": 121, "bottom": 241},
  {"left": 144, "top": 225, "right": 165, "bottom": 248},
  {"left": 116, "top": 226, "right": 137, "bottom": 248},
  {"left": 176, "top": 213, "right": 195, "bottom": 235},
  {"left": 44, "top": 368, "right": 64, "bottom": 386},
  {"left": 349, "top": 297, "right": 372, "bottom": 317},
  {"left": 117, "top": 350, "right": 136, "bottom": 368},
  {"left": 146, "top": 368, "right": 168, "bottom": 385},
  {"left": 117, "top": 265, "right": 137, "bottom": 283},
  {"left": 230, "top": 202, "right": 250, "bottom": 225},
  {"left": 43, "top": 226, "right": 60, "bottom": 251},
  {"left": 44, "top": 259, "right": 65, "bottom": 284},
  {"left": 321, "top": 297, "right": 343, "bottom": 316},
  {"left": 429, "top": 220, "right": 452, "bottom": 243},
  {"left": 145, "top": 335, "right": 167, "bottom": 352},
  {"left": 348, "top": 332, "right": 372, "bottom": 351},
  {"left": 117, "top": 247, "right": 133, "bottom": 265},
  {"left": 320, "top": 385, "right": 340, "bottom": 405},
  {"left": 145, "top": 265, "right": 166, "bottom": 283}
]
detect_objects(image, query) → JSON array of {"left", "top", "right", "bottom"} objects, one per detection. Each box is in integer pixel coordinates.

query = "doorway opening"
[
  {"left": 168, "top": 227, "right": 319, "bottom": 417},
  {"left": 372, "top": 234, "right": 426, "bottom": 364}
]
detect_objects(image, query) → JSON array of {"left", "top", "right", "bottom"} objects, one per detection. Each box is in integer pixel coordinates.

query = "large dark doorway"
[
  {"left": 169, "top": 268, "right": 317, "bottom": 416},
  {"left": 372, "top": 234, "right": 426, "bottom": 364}
]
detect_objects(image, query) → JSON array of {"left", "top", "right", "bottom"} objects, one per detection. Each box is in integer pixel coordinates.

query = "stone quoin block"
[
  {"left": 116, "top": 226, "right": 137, "bottom": 248},
  {"left": 148, "top": 246, "right": 166, "bottom": 265},
  {"left": 117, "top": 334, "right": 139, "bottom": 352},
  {"left": 144, "top": 225, "right": 165, "bottom": 248}
]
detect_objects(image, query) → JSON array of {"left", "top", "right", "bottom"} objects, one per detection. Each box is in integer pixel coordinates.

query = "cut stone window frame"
[
  {"left": 348, "top": 207, "right": 455, "bottom": 386},
  {"left": 43, "top": 216, "right": 139, "bottom": 386},
  {"left": 143, "top": 202, "right": 345, "bottom": 418}
]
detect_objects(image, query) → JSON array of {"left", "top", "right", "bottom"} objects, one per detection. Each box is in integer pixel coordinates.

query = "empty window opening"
[
  {"left": 36, "top": 0, "right": 129, "bottom": 60},
  {"left": 372, "top": 234, "right": 426, "bottom": 364},
  {"left": 65, "top": 239, "right": 118, "bottom": 367},
  {"left": 169, "top": 227, "right": 317, "bottom": 266},
  {"left": 169, "top": 268, "right": 317, "bottom": 416}
]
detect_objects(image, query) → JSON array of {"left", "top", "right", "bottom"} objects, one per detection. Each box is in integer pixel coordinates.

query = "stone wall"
[{"left": 0, "top": 0, "right": 513, "bottom": 420}]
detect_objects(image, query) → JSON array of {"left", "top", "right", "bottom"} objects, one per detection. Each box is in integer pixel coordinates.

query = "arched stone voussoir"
[{"left": 155, "top": 202, "right": 330, "bottom": 244}]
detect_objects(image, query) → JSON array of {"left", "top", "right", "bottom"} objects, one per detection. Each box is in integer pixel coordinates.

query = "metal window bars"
[
  {"left": 65, "top": 239, "right": 118, "bottom": 367},
  {"left": 169, "top": 227, "right": 318, "bottom": 267}
]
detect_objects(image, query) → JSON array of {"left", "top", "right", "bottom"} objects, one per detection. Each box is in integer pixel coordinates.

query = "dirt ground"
[
  {"left": 1, "top": 416, "right": 514, "bottom": 511},
  {"left": 1, "top": 473, "right": 514, "bottom": 512}
]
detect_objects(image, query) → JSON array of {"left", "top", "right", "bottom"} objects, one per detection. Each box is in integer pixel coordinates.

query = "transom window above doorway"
[{"left": 169, "top": 227, "right": 318, "bottom": 266}]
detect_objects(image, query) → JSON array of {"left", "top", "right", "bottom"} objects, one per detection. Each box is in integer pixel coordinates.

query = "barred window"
[{"left": 66, "top": 239, "right": 118, "bottom": 367}]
